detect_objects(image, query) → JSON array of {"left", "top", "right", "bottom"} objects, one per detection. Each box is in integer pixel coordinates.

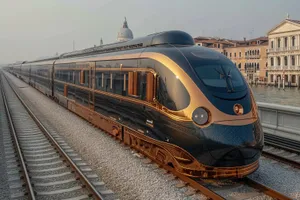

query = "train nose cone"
[
  {"left": 208, "top": 146, "right": 261, "bottom": 166},
  {"left": 198, "top": 120, "right": 263, "bottom": 167}
]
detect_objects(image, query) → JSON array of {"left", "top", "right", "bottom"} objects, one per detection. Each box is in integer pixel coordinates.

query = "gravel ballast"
[
  {"left": 249, "top": 156, "right": 300, "bottom": 199},
  {"left": 4, "top": 72, "right": 206, "bottom": 200}
]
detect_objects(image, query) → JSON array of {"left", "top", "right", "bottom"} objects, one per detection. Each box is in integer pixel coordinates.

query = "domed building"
[{"left": 117, "top": 17, "right": 133, "bottom": 42}]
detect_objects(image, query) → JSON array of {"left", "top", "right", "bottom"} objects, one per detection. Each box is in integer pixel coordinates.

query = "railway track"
[
  {"left": 0, "top": 72, "right": 117, "bottom": 199},
  {"left": 147, "top": 158, "right": 293, "bottom": 200},
  {"left": 263, "top": 133, "right": 300, "bottom": 169},
  {"left": 2, "top": 70, "right": 294, "bottom": 200}
]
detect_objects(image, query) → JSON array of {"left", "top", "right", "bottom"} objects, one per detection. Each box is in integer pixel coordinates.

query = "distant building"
[
  {"left": 117, "top": 17, "right": 133, "bottom": 42},
  {"left": 267, "top": 16, "right": 300, "bottom": 87},
  {"left": 194, "top": 36, "right": 268, "bottom": 84}
]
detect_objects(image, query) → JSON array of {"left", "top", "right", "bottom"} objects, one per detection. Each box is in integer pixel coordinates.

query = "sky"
[{"left": 0, "top": 0, "right": 300, "bottom": 64}]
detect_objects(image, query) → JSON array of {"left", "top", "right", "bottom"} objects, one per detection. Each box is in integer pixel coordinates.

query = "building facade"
[
  {"left": 267, "top": 18, "right": 300, "bottom": 87},
  {"left": 194, "top": 37, "right": 268, "bottom": 84}
]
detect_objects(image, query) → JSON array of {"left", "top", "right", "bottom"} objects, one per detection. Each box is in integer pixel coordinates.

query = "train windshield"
[{"left": 190, "top": 53, "right": 246, "bottom": 92}]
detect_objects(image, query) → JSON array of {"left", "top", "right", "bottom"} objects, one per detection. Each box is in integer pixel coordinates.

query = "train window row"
[
  {"left": 54, "top": 58, "right": 190, "bottom": 111},
  {"left": 55, "top": 69, "right": 153, "bottom": 100}
]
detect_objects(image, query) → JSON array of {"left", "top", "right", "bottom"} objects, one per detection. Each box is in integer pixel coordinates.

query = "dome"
[{"left": 117, "top": 17, "right": 133, "bottom": 42}]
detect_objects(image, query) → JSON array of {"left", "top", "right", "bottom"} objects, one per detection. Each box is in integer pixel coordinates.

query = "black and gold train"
[{"left": 9, "top": 30, "right": 264, "bottom": 179}]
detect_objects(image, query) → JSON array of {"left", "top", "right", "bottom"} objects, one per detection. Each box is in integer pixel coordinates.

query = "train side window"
[
  {"left": 128, "top": 71, "right": 138, "bottom": 96},
  {"left": 72, "top": 71, "right": 75, "bottom": 84},
  {"left": 95, "top": 72, "right": 102, "bottom": 89},
  {"left": 74, "top": 70, "right": 80, "bottom": 84},
  {"left": 127, "top": 71, "right": 154, "bottom": 101},
  {"left": 103, "top": 71, "right": 111, "bottom": 92},
  {"left": 123, "top": 72, "right": 128, "bottom": 96},
  {"left": 146, "top": 72, "right": 154, "bottom": 102},
  {"left": 138, "top": 72, "right": 147, "bottom": 100},
  {"left": 68, "top": 71, "right": 72, "bottom": 83},
  {"left": 61, "top": 71, "right": 65, "bottom": 81},
  {"left": 84, "top": 70, "right": 89, "bottom": 87},
  {"left": 140, "top": 58, "right": 190, "bottom": 111},
  {"left": 56, "top": 70, "right": 61, "bottom": 80},
  {"left": 111, "top": 72, "right": 124, "bottom": 95},
  {"left": 80, "top": 70, "right": 84, "bottom": 84},
  {"left": 80, "top": 70, "right": 89, "bottom": 86},
  {"left": 65, "top": 71, "right": 69, "bottom": 82},
  {"left": 110, "top": 73, "right": 113, "bottom": 90},
  {"left": 156, "top": 76, "right": 177, "bottom": 110}
]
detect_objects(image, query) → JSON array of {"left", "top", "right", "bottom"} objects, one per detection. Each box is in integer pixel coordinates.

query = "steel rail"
[
  {"left": 0, "top": 75, "right": 36, "bottom": 200},
  {"left": 264, "top": 134, "right": 300, "bottom": 154},
  {"left": 262, "top": 151, "right": 300, "bottom": 169},
  {"left": 2, "top": 72, "right": 105, "bottom": 200},
  {"left": 263, "top": 134, "right": 300, "bottom": 169},
  {"left": 161, "top": 164, "right": 225, "bottom": 200},
  {"left": 243, "top": 177, "right": 293, "bottom": 200}
]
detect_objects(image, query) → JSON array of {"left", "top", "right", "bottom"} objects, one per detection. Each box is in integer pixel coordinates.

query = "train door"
[{"left": 89, "top": 62, "right": 96, "bottom": 110}]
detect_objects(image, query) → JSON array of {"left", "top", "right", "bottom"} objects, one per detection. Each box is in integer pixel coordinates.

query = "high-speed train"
[{"left": 9, "top": 30, "right": 264, "bottom": 179}]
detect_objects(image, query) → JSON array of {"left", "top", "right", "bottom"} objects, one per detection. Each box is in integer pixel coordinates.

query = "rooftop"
[
  {"left": 194, "top": 35, "right": 268, "bottom": 48},
  {"left": 286, "top": 19, "right": 300, "bottom": 24}
]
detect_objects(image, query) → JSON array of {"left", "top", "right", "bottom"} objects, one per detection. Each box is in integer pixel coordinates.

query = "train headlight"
[
  {"left": 192, "top": 107, "right": 210, "bottom": 125},
  {"left": 233, "top": 104, "right": 244, "bottom": 115}
]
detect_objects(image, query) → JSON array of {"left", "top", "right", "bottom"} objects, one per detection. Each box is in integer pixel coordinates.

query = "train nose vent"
[{"left": 223, "top": 148, "right": 244, "bottom": 160}]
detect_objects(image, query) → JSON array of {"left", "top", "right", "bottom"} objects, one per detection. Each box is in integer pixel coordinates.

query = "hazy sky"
[{"left": 0, "top": 0, "right": 299, "bottom": 63}]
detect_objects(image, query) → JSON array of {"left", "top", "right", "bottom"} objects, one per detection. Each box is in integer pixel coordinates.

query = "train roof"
[
  {"left": 22, "top": 30, "right": 195, "bottom": 64},
  {"left": 59, "top": 30, "right": 195, "bottom": 59}
]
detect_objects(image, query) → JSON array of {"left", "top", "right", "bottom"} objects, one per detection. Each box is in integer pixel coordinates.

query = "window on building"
[
  {"left": 271, "top": 41, "right": 274, "bottom": 48},
  {"left": 234, "top": 52, "right": 236, "bottom": 57},
  {"left": 292, "top": 36, "right": 296, "bottom": 47},
  {"left": 257, "top": 63, "right": 259, "bottom": 70},
  {"left": 239, "top": 52, "right": 241, "bottom": 57},
  {"left": 284, "top": 56, "right": 288, "bottom": 66},
  {"left": 238, "top": 63, "right": 241, "bottom": 69},
  {"left": 284, "top": 37, "right": 288, "bottom": 47},
  {"left": 292, "top": 56, "right": 295, "bottom": 65},
  {"left": 230, "top": 53, "right": 232, "bottom": 57},
  {"left": 217, "top": 44, "right": 220, "bottom": 48},
  {"left": 278, "top": 38, "right": 281, "bottom": 48},
  {"left": 271, "top": 57, "right": 274, "bottom": 66},
  {"left": 277, "top": 57, "right": 281, "bottom": 66}
]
